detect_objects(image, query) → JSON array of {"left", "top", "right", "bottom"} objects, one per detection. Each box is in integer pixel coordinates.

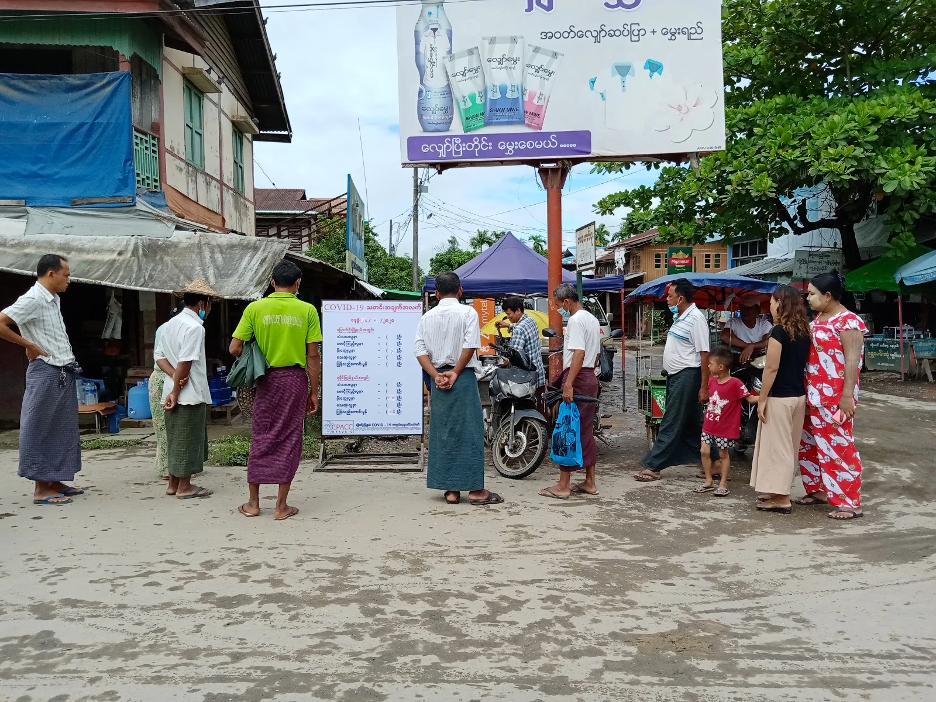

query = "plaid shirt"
[{"left": 510, "top": 314, "right": 546, "bottom": 387}]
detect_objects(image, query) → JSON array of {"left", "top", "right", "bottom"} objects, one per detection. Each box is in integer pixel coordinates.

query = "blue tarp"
[
  {"left": 625, "top": 272, "right": 779, "bottom": 308},
  {"left": 0, "top": 72, "right": 135, "bottom": 207},
  {"left": 894, "top": 249, "right": 936, "bottom": 287},
  {"left": 423, "top": 232, "right": 625, "bottom": 295}
]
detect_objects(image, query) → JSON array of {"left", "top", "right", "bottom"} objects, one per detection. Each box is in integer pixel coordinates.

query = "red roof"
[
  {"left": 617, "top": 228, "right": 662, "bottom": 248},
  {"left": 255, "top": 189, "right": 347, "bottom": 216}
]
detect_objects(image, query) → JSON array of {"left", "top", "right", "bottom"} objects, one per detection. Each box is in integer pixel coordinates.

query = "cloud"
[{"left": 254, "top": 2, "right": 658, "bottom": 266}]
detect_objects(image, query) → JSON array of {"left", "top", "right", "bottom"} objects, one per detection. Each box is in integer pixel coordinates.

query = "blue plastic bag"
[{"left": 550, "top": 402, "right": 583, "bottom": 468}]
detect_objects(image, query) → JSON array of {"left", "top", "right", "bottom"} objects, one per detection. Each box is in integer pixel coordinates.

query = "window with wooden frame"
[
  {"left": 704, "top": 253, "right": 712, "bottom": 269},
  {"left": 183, "top": 81, "right": 204, "bottom": 169},
  {"left": 654, "top": 252, "right": 663, "bottom": 269},
  {"left": 232, "top": 128, "right": 245, "bottom": 195},
  {"left": 714, "top": 253, "right": 722, "bottom": 269},
  {"left": 631, "top": 250, "right": 641, "bottom": 271}
]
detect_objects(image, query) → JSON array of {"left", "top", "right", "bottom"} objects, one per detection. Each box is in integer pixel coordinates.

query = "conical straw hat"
[{"left": 173, "top": 278, "right": 221, "bottom": 299}]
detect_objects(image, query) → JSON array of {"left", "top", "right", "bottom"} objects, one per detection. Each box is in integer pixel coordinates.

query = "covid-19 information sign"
[{"left": 397, "top": 0, "right": 726, "bottom": 165}]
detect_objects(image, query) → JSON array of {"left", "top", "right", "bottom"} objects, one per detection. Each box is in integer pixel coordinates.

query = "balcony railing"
[{"left": 133, "top": 129, "right": 160, "bottom": 191}]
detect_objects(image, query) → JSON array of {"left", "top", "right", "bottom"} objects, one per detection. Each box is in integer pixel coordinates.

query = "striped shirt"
[
  {"left": 509, "top": 313, "right": 546, "bottom": 387},
  {"left": 413, "top": 298, "right": 481, "bottom": 372},
  {"left": 663, "top": 303, "right": 710, "bottom": 374},
  {"left": 2, "top": 282, "right": 75, "bottom": 367}
]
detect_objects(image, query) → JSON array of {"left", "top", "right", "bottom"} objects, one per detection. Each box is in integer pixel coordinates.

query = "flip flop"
[
  {"left": 714, "top": 487, "right": 730, "bottom": 497},
  {"left": 275, "top": 507, "right": 299, "bottom": 521},
  {"left": 177, "top": 487, "right": 212, "bottom": 499},
  {"left": 470, "top": 491, "right": 505, "bottom": 506},
  {"left": 538, "top": 488, "right": 569, "bottom": 500},
  {"left": 33, "top": 494, "right": 72, "bottom": 505},
  {"left": 757, "top": 504, "right": 792, "bottom": 514},
  {"left": 60, "top": 486, "right": 84, "bottom": 496},
  {"left": 238, "top": 504, "right": 259, "bottom": 517},
  {"left": 693, "top": 484, "right": 715, "bottom": 493},
  {"left": 795, "top": 495, "right": 829, "bottom": 506},
  {"left": 570, "top": 484, "right": 599, "bottom": 496},
  {"left": 828, "top": 508, "right": 863, "bottom": 520},
  {"left": 633, "top": 471, "right": 662, "bottom": 482}
]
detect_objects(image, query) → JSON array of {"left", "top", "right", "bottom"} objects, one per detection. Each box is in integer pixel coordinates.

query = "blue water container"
[
  {"left": 108, "top": 404, "right": 127, "bottom": 434},
  {"left": 127, "top": 380, "right": 152, "bottom": 419}
]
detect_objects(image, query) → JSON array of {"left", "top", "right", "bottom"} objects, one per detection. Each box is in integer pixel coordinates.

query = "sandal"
[
  {"left": 714, "top": 487, "right": 730, "bottom": 497},
  {"left": 633, "top": 470, "right": 662, "bottom": 482},
  {"left": 469, "top": 491, "right": 504, "bottom": 506},
  {"left": 757, "top": 504, "right": 792, "bottom": 514},
  {"left": 570, "top": 484, "right": 599, "bottom": 496},
  {"left": 538, "top": 488, "right": 569, "bottom": 500},
  {"left": 693, "top": 484, "right": 715, "bottom": 493},
  {"left": 795, "top": 495, "right": 829, "bottom": 506},
  {"left": 444, "top": 491, "right": 461, "bottom": 505},
  {"left": 828, "top": 508, "right": 863, "bottom": 520}
]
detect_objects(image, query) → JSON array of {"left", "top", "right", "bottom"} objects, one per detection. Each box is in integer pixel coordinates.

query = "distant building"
[{"left": 255, "top": 189, "right": 347, "bottom": 253}]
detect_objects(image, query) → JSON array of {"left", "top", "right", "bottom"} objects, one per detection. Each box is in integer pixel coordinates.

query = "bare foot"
[
  {"left": 166, "top": 487, "right": 176, "bottom": 496},
  {"left": 238, "top": 503, "right": 260, "bottom": 517},
  {"left": 274, "top": 505, "right": 299, "bottom": 520}
]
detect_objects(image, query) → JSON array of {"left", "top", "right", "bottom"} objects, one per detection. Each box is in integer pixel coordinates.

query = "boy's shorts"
[{"left": 701, "top": 432, "right": 736, "bottom": 450}]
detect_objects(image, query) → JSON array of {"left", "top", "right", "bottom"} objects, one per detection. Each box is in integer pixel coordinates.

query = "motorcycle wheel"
[{"left": 492, "top": 417, "right": 548, "bottom": 479}]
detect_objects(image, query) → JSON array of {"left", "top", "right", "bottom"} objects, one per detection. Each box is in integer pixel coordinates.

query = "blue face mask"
[
  {"left": 669, "top": 305, "right": 679, "bottom": 316},
  {"left": 198, "top": 309, "right": 207, "bottom": 320},
  {"left": 558, "top": 307, "right": 571, "bottom": 319}
]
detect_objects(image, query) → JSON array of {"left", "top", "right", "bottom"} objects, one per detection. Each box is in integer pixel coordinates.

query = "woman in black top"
[{"left": 750, "top": 285, "right": 812, "bottom": 514}]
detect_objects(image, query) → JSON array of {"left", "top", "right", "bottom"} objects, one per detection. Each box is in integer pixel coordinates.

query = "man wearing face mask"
[
  {"left": 158, "top": 280, "right": 219, "bottom": 499},
  {"left": 230, "top": 260, "right": 322, "bottom": 520},
  {"left": 634, "top": 278, "right": 711, "bottom": 482}
]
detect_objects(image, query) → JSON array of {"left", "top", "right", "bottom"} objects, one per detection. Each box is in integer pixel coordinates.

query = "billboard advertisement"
[
  {"left": 397, "top": 0, "right": 725, "bottom": 165},
  {"left": 576, "top": 222, "right": 596, "bottom": 272},
  {"left": 667, "top": 247, "right": 693, "bottom": 274},
  {"left": 346, "top": 175, "right": 367, "bottom": 281}
]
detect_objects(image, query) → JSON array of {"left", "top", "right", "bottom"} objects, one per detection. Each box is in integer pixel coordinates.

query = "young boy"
[{"left": 694, "top": 346, "right": 758, "bottom": 496}]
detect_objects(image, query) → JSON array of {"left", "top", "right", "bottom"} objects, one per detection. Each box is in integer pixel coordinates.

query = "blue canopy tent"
[
  {"left": 423, "top": 232, "right": 624, "bottom": 295},
  {"left": 895, "top": 249, "right": 936, "bottom": 287},
  {"left": 625, "top": 272, "right": 780, "bottom": 308}
]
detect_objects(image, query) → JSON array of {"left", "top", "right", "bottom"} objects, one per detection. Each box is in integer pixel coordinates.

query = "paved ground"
[{"left": 2, "top": 373, "right": 935, "bottom": 701}]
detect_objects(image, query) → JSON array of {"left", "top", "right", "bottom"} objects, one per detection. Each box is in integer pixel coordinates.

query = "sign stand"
[{"left": 316, "top": 300, "right": 427, "bottom": 473}]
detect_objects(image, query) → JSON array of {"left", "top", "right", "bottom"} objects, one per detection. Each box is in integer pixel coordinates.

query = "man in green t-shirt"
[{"left": 230, "top": 260, "right": 322, "bottom": 520}]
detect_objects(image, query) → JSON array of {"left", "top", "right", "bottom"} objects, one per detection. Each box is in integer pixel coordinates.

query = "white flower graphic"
[{"left": 653, "top": 83, "right": 718, "bottom": 143}]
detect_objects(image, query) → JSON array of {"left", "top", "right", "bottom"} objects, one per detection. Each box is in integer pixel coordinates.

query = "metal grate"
[{"left": 133, "top": 130, "right": 160, "bottom": 190}]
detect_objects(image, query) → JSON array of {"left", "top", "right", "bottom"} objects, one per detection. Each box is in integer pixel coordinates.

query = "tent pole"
[
  {"left": 899, "top": 292, "right": 905, "bottom": 382},
  {"left": 621, "top": 287, "right": 626, "bottom": 412},
  {"left": 540, "top": 164, "right": 570, "bottom": 383}
]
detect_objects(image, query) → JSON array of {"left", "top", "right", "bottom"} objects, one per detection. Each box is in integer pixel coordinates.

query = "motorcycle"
[{"left": 731, "top": 352, "right": 765, "bottom": 453}]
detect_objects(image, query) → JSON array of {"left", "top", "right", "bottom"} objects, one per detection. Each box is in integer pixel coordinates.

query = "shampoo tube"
[
  {"left": 481, "top": 36, "right": 525, "bottom": 126},
  {"left": 523, "top": 44, "right": 563, "bottom": 131},
  {"left": 444, "top": 47, "right": 486, "bottom": 133}
]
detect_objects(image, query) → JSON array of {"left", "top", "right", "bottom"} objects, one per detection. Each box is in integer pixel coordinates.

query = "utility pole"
[
  {"left": 412, "top": 167, "right": 419, "bottom": 291},
  {"left": 388, "top": 221, "right": 394, "bottom": 257}
]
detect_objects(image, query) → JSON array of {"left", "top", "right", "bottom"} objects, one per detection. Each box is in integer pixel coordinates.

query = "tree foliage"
[
  {"left": 428, "top": 236, "right": 478, "bottom": 276},
  {"left": 527, "top": 234, "right": 547, "bottom": 256},
  {"left": 593, "top": 0, "right": 936, "bottom": 269},
  {"left": 469, "top": 229, "right": 505, "bottom": 251},
  {"left": 307, "top": 217, "right": 423, "bottom": 291}
]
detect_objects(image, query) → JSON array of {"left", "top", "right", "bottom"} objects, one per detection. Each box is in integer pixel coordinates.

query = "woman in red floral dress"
[{"left": 798, "top": 272, "right": 867, "bottom": 520}]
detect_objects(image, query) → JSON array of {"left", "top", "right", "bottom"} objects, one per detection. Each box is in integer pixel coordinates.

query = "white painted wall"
[{"left": 162, "top": 47, "right": 256, "bottom": 236}]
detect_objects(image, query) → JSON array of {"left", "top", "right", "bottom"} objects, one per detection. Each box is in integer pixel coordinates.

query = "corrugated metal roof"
[
  {"left": 255, "top": 189, "right": 347, "bottom": 216},
  {"left": 723, "top": 257, "right": 794, "bottom": 277},
  {"left": 618, "top": 228, "right": 662, "bottom": 248}
]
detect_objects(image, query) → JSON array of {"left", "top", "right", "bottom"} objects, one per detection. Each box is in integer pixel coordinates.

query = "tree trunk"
[{"left": 838, "top": 221, "right": 863, "bottom": 272}]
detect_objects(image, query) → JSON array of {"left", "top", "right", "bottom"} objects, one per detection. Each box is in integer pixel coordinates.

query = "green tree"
[
  {"left": 594, "top": 224, "right": 610, "bottom": 247},
  {"left": 593, "top": 0, "right": 936, "bottom": 269},
  {"left": 308, "top": 217, "right": 423, "bottom": 290},
  {"left": 469, "top": 229, "right": 505, "bottom": 251},
  {"left": 527, "top": 234, "right": 547, "bottom": 256},
  {"left": 428, "top": 236, "right": 478, "bottom": 276}
]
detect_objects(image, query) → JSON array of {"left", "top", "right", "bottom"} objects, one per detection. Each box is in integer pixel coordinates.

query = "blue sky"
[{"left": 253, "top": 1, "right": 659, "bottom": 265}]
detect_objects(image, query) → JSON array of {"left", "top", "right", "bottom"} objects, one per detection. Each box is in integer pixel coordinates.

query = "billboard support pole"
[
  {"left": 412, "top": 167, "right": 420, "bottom": 291},
  {"left": 539, "top": 163, "right": 570, "bottom": 382}
]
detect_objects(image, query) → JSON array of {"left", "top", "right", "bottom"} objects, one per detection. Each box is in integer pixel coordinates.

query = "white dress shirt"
[
  {"left": 564, "top": 309, "right": 600, "bottom": 370},
  {"left": 2, "top": 282, "right": 76, "bottom": 367},
  {"left": 154, "top": 308, "right": 211, "bottom": 405},
  {"left": 724, "top": 316, "right": 773, "bottom": 344},
  {"left": 663, "top": 303, "right": 710, "bottom": 374},
  {"left": 413, "top": 298, "right": 481, "bottom": 372}
]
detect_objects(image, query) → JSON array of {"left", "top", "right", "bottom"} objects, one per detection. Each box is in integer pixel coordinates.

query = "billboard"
[
  {"left": 667, "top": 247, "right": 693, "bottom": 274},
  {"left": 397, "top": 0, "right": 725, "bottom": 166},
  {"left": 346, "top": 175, "right": 367, "bottom": 281},
  {"left": 576, "top": 222, "right": 596, "bottom": 272},
  {"left": 793, "top": 249, "right": 844, "bottom": 279}
]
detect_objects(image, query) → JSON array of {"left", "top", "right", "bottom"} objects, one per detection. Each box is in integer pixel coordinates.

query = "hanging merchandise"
[
  {"left": 550, "top": 401, "right": 583, "bottom": 468},
  {"left": 101, "top": 291, "right": 123, "bottom": 340}
]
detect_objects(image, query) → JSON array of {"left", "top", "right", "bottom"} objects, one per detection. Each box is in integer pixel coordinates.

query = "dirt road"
[{"left": 1, "top": 380, "right": 934, "bottom": 701}]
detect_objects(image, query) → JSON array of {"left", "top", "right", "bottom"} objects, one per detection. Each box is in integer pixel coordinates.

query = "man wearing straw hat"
[{"left": 157, "top": 279, "right": 218, "bottom": 499}]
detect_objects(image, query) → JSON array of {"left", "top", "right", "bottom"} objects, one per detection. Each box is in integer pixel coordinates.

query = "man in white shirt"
[
  {"left": 156, "top": 280, "right": 217, "bottom": 500},
  {"left": 721, "top": 297, "right": 772, "bottom": 362},
  {"left": 415, "top": 272, "right": 503, "bottom": 507},
  {"left": 540, "top": 283, "right": 602, "bottom": 500},
  {"left": 0, "top": 255, "right": 82, "bottom": 505},
  {"left": 635, "top": 278, "right": 711, "bottom": 482}
]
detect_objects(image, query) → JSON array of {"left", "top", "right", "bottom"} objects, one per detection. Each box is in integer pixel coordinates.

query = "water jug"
[{"left": 127, "top": 380, "right": 152, "bottom": 420}]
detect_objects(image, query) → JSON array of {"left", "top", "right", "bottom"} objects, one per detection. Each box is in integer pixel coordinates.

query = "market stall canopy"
[
  {"left": 845, "top": 244, "right": 933, "bottom": 292},
  {"left": 625, "top": 273, "right": 779, "bottom": 308},
  {"left": 0, "top": 204, "right": 289, "bottom": 300},
  {"left": 894, "top": 248, "right": 936, "bottom": 288},
  {"left": 423, "top": 232, "right": 624, "bottom": 295}
]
